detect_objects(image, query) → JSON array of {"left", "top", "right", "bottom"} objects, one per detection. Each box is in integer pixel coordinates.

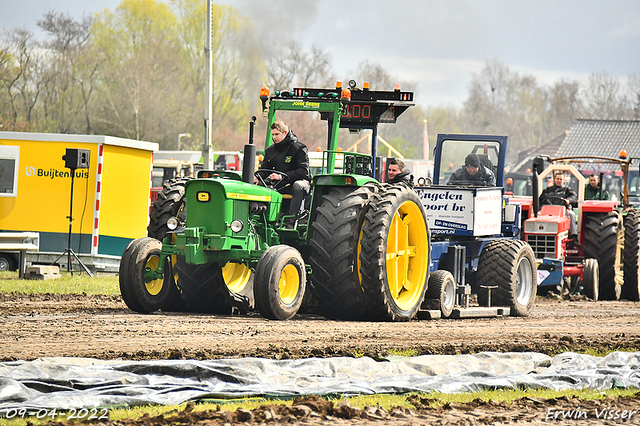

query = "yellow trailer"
[{"left": 0, "top": 132, "right": 158, "bottom": 273}]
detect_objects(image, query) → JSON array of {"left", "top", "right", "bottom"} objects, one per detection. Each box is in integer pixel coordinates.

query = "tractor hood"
[{"left": 184, "top": 178, "right": 283, "bottom": 235}]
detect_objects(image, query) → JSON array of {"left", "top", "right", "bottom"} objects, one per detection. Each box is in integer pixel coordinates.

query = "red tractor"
[{"left": 523, "top": 154, "right": 640, "bottom": 301}]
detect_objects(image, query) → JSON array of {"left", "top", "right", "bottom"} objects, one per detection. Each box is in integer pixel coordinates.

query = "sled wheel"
[
  {"left": 309, "top": 184, "right": 378, "bottom": 320},
  {"left": 360, "top": 185, "right": 430, "bottom": 321},
  {"left": 582, "top": 258, "right": 599, "bottom": 301},
  {"left": 584, "top": 212, "right": 622, "bottom": 300},
  {"left": 423, "top": 270, "right": 455, "bottom": 318},
  {"left": 477, "top": 240, "right": 537, "bottom": 316},
  {"left": 254, "top": 245, "right": 306, "bottom": 320},
  {"left": 119, "top": 237, "right": 174, "bottom": 313},
  {"left": 622, "top": 210, "right": 640, "bottom": 301}
]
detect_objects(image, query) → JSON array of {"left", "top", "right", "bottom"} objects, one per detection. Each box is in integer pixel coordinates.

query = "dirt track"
[
  {"left": 2, "top": 293, "right": 640, "bottom": 361},
  {"left": 3, "top": 293, "right": 640, "bottom": 425}
]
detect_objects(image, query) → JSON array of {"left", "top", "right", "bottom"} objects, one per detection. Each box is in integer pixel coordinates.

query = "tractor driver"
[
  {"left": 255, "top": 121, "right": 312, "bottom": 229},
  {"left": 447, "top": 153, "right": 495, "bottom": 186},
  {"left": 539, "top": 171, "right": 578, "bottom": 240},
  {"left": 584, "top": 174, "right": 610, "bottom": 200},
  {"left": 386, "top": 158, "right": 414, "bottom": 187}
]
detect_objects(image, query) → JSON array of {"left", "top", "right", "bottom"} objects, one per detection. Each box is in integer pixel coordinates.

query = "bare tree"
[
  {"left": 350, "top": 60, "right": 416, "bottom": 92},
  {"left": 546, "top": 78, "right": 582, "bottom": 135},
  {"left": 581, "top": 72, "right": 632, "bottom": 119},
  {"left": 0, "top": 29, "right": 44, "bottom": 130},
  {"left": 266, "top": 41, "right": 334, "bottom": 91},
  {"left": 628, "top": 72, "right": 640, "bottom": 119},
  {"left": 37, "top": 11, "right": 99, "bottom": 134}
]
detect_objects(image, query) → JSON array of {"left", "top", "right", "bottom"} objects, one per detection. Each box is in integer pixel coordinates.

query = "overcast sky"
[{"left": 3, "top": 0, "right": 639, "bottom": 107}]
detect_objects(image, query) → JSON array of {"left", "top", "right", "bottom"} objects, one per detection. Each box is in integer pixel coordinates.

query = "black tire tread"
[
  {"left": 476, "top": 239, "right": 537, "bottom": 316},
  {"left": 308, "top": 185, "right": 378, "bottom": 320},
  {"left": 174, "top": 258, "right": 233, "bottom": 314},
  {"left": 119, "top": 238, "right": 146, "bottom": 313},
  {"left": 584, "top": 212, "right": 622, "bottom": 300},
  {"left": 622, "top": 209, "right": 640, "bottom": 301},
  {"left": 148, "top": 178, "right": 190, "bottom": 240},
  {"left": 423, "top": 270, "right": 455, "bottom": 318}
]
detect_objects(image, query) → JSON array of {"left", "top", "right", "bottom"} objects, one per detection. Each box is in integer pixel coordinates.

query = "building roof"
[
  {"left": 510, "top": 132, "right": 566, "bottom": 173},
  {"left": 518, "top": 132, "right": 566, "bottom": 163},
  {"left": 556, "top": 119, "right": 640, "bottom": 166},
  {"left": 514, "top": 119, "right": 640, "bottom": 174}
]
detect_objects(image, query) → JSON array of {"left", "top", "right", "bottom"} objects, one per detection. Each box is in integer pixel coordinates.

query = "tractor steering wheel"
[
  {"left": 254, "top": 169, "right": 291, "bottom": 192},
  {"left": 541, "top": 195, "right": 568, "bottom": 206}
]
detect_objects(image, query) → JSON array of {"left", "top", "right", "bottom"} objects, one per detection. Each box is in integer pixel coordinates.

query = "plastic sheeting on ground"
[{"left": 1, "top": 351, "right": 639, "bottom": 412}]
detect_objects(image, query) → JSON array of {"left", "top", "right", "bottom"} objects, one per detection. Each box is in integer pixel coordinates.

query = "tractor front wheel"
[
  {"left": 359, "top": 185, "right": 430, "bottom": 321},
  {"left": 477, "top": 240, "right": 537, "bottom": 316},
  {"left": 119, "top": 237, "right": 175, "bottom": 313},
  {"left": 254, "top": 245, "right": 306, "bottom": 320}
]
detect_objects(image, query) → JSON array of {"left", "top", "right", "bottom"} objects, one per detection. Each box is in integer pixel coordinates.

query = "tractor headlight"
[
  {"left": 167, "top": 217, "right": 180, "bottom": 231},
  {"left": 230, "top": 219, "right": 244, "bottom": 233}
]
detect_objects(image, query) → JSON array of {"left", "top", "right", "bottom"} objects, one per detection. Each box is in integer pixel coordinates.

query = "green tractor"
[{"left": 119, "top": 80, "right": 430, "bottom": 321}]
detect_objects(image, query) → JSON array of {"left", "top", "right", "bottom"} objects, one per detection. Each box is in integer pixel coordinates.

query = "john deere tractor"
[{"left": 119, "top": 80, "right": 430, "bottom": 321}]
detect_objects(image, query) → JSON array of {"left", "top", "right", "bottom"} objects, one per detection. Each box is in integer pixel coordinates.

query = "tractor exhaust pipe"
[
  {"left": 242, "top": 116, "right": 257, "bottom": 184},
  {"left": 532, "top": 157, "right": 544, "bottom": 217}
]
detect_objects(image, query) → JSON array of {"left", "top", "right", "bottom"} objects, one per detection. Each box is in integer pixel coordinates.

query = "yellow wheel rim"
[
  {"left": 279, "top": 264, "right": 300, "bottom": 305},
  {"left": 385, "top": 200, "right": 429, "bottom": 311},
  {"left": 145, "top": 255, "right": 164, "bottom": 296},
  {"left": 222, "top": 263, "right": 252, "bottom": 292}
]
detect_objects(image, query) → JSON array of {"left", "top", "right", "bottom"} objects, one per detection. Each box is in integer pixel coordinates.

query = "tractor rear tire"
[
  {"left": 422, "top": 270, "right": 455, "bottom": 318},
  {"left": 148, "top": 178, "right": 190, "bottom": 240},
  {"left": 359, "top": 185, "right": 430, "bottom": 321},
  {"left": 477, "top": 240, "right": 537, "bottom": 316},
  {"left": 584, "top": 212, "right": 622, "bottom": 300},
  {"left": 119, "top": 237, "right": 175, "bottom": 314},
  {"left": 582, "top": 258, "right": 599, "bottom": 301},
  {"left": 254, "top": 245, "right": 306, "bottom": 320},
  {"left": 308, "top": 185, "right": 378, "bottom": 320},
  {"left": 174, "top": 258, "right": 249, "bottom": 314},
  {"left": 622, "top": 209, "right": 640, "bottom": 301}
]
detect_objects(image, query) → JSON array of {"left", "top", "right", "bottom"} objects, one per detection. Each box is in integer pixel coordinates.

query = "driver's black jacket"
[
  {"left": 447, "top": 163, "right": 495, "bottom": 186},
  {"left": 387, "top": 170, "right": 414, "bottom": 188},
  {"left": 539, "top": 184, "right": 577, "bottom": 208},
  {"left": 259, "top": 130, "right": 311, "bottom": 183}
]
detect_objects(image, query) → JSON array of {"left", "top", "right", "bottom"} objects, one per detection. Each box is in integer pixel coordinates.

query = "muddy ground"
[
  {"left": 2, "top": 293, "right": 640, "bottom": 425},
  {"left": 2, "top": 293, "right": 639, "bottom": 361}
]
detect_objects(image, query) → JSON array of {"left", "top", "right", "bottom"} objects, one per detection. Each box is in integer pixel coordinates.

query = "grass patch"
[
  {"left": 2, "top": 388, "right": 639, "bottom": 426},
  {"left": 387, "top": 348, "right": 418, "bottom": 357},
  {"left": 0, "top": 271, "right": 119, "bottom": 295}
]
